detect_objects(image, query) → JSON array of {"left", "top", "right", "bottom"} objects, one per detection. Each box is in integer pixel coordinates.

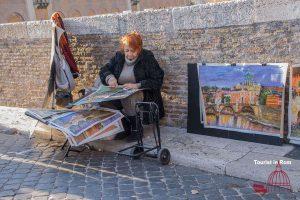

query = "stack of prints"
[{"left": 25, "top": 108, "right": 124, "bottom": 146}]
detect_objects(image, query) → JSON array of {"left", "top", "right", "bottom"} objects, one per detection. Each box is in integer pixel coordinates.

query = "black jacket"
[{"left": 99, "top": 49, "right": 165, "bottom": 118}]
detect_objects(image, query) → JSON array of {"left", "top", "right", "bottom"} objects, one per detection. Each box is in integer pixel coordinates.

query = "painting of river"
[
  {"left": 289, "top": 66, "right": 300, "bottom": 144},
  {"left": 198, "top": 64, "right": 288, "bottom": 137}
]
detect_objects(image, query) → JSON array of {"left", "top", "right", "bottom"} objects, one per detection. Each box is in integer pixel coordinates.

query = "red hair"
[{"left": 120, "top": 31, "right": 143, "bottom": 53}]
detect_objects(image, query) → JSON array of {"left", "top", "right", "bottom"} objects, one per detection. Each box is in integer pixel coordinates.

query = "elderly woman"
[{"left": 99, "top": 31, "right": 164, "bottom": 141}]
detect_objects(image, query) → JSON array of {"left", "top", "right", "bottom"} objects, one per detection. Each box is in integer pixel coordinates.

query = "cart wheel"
[
  {"left": 158, "top": 148, "right": 171, "bottom": 165},
  {"left": 131, "top": 147, "right": 144, "bottom": 159}
]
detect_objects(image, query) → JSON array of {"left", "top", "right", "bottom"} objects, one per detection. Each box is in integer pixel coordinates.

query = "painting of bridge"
[
  {"left": 198, "top": 64, "right": 288, "bottom": 136},
  {"left": 289, "top": 66, "right": 300, "bottom": 143}
]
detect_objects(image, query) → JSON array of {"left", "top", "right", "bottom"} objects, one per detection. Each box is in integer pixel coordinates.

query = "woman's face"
[{"left": 124, "top": 45, "right": 139, "bottom": 61}]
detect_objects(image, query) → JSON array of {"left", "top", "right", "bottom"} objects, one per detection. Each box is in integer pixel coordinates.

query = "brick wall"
[
  {"left": 0, "top": 38, "right": 51, "bottom": 107},
  {"left": 0, "top": 0, "right": 300, "bottom": 128}
]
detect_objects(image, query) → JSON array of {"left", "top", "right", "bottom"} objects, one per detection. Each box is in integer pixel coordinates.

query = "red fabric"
[{"left": 51, "top": 12, "right": 79, "bottom": 74}]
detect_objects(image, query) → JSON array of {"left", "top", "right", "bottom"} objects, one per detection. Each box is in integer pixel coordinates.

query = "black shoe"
[
  {"left": 114, "top": 131, "right": 129, "bottom": 140},
  {"left": 126, "top": 132, "right": 138, "bottom": 142},
  {"left": 114, "top": 117, "right": 131, "bottom": 140}
]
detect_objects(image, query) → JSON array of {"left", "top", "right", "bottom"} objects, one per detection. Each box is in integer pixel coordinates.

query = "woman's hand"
[
  {"left": 123, "top": 83, "right": 139, "bottom": 89},
  {"left": 108, "top": 77, "right": 118, "bottom": 88}
]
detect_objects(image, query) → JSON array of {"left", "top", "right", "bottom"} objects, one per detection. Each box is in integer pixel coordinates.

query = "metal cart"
[{"left": 117, "top": 102, "right": 171, "bottom": 165}]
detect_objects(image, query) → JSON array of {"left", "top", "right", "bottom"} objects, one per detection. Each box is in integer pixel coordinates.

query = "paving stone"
[
  {"left": 119, "top": 197, "right": 138, "bottom": 200},
  {"left": 205, "top": 193, "right": 224, "bottom": 200},
  {"left": 13, "top": 193, "right": 31, "bottom": 200},
  {"left": 0, "top": 197, "right": 14, "bottom": 200},
  {"left": 35, "top": 183, "right": 54, "bottom": 190},
  {"left": 224, "top": 196, "right": 244, "bottom": 200},
  {"left": 136, "top": 192, "right": 153, "bottom": 199},
  {"left": 0, "top": 174, "right": 13, "bottom": 180},
  {"left": 152, "top": 194, "right": 171, "bottom": 200},
  {"left": 238, "top": 187, "right": 255, "bottom": 194},
  {"left": 262, "top": 193, "right": 280, "bottom": 200},
  {"left": 0, "top": 133, "right": 297, "bottom": 200},
  {"left": 186, "top": 193, "right": 207, "bottom": 200},
  {"left": 84, "top": 192, "right": 102, "bottom": 200},
  {"left": 151, "top": 188, "right": 167, "bottom": 196},
  {"left": 277, "top": 192, "right": 297, "bottom": 200},
  {"left": 15, "top": 187, "right": 34, "bottom": 194},
  {"left": 166, "top": 183, "right": 182, "bottom": 189},
  {"left": 20, "top": 181, "right": 37, "bottom": 187},
  {"left": 0, "top": 190, "right": 15, "bottom": 197},
  {"left": 5, "top": 179, "right": 24, "bottom": 185},
  {"left": 102, "top": 188, "right": 118, "bottom": 195},
  {"left": 23, "top": 176, "right": 40, "bottom": 182},
  {"left": 242, "top": 194, "right": 263, "bottom": 200},
  {"left": 103, "top": 182, "right": 118, "bottom": 188},
  {"left": 31, "top": 191, "right": 50, "bottom": 197},
  {"left": 11, "top": 174, "right": 27, "bottom": 179},
  {"left": 51, "top": 186, "right": 69, "bottom": 193},
  {"left": 3, "top": 184, "right": 20, "bottom": 191},
  {"left": 102, "top": 197, "right": 119, "bottom": 200},
  {"left": 134, "top": 186, "right": 151, "bottom": 193},
  {"left": 220, "top": 188, "right": 239, "bottom": 196},
  {"left": 149, "top": 182, "right": 166, "bottom": 189},
  {"left": 119, "top": 190, "right": 136, "bottom": 197},
  {"left": 48, "top": 192, "right": 67, "bottom": 200},
  {"left": 119, "top": 184, "right": 134, "bottom": 191}
]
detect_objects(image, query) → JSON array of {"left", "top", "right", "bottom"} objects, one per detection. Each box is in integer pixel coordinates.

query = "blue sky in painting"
[{"left": 198, "top": 65, "right": 287, "bottom": 88}]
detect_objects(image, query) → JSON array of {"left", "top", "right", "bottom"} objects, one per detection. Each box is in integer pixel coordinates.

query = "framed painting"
[
  {"left": 288, "top": 66, "right": 300, "bottom": 144},
  {"left": 198, "top": 63, "right": 288, "bottom": 137}
]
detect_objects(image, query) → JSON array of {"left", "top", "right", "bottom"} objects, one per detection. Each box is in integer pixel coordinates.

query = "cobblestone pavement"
[{"left": 0, "top": 132, "right": 299, "bottom": 200}]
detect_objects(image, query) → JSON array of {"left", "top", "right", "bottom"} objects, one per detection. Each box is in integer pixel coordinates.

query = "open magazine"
[
  {"left": 69, "top": 85, "right": 141, "bottom": 107},
  {"left": 25, "top": 108, "right": 124, "bottom": 147}
]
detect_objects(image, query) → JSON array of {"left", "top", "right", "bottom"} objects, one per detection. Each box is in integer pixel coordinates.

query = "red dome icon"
[{"left": 267, "top": 161, "right": 291, "bottom": 191}]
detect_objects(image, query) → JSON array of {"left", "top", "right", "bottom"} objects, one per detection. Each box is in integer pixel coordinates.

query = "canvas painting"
[
  {"left": 198, "top": 63, "right": 288, "bottom": 136},
  {"left": 288, "top": 66, "right": 300, "bottom": 144}
]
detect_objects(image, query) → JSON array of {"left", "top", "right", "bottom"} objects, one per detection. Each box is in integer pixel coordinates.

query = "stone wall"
[{"left": 0, "top": 0, "right": 300, "bottom": 127}]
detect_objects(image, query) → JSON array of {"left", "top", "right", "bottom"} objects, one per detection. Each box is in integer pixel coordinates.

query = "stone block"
[
  {"left": 0, "top": 22, "right": 28, "bottom": 39},
  {"left": 32, "top": 123, "right": 65, "bottom": 142},
  {"left": 118, "top": 9, "right": 174, "bottom": 34},
  {"left": 26, "top": 20, "right": 52, "bottom": 39},
  {"left": 172, "top": 0, "right": 255, "bottom": 31},
  {"left": 254, "top": 0, "right": 300, "bottom": 23},
  {"left": 64, "top": 14, "right": 120, "bottom": 35}
]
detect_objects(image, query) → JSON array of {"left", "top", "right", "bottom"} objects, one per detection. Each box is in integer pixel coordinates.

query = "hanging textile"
[
  {"left": 43, "top": 13, "right": 77, "bottom": 108},
  {"left": 51, "top": 12, "right": 79, "bottom": 76}
]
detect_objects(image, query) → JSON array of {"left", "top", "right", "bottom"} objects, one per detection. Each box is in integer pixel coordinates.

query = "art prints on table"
[
  {"left": 25, "top": 108, "right": 124, "bottom": 147},
  {"left": 71, "top": 85, "right": 141, "bottom": 107},
  {"left": 25, "top": 109, "right": 70, "bottom": 124},
  {"left": 49, "top": 108, "right": 117, "bottom": 136},
  {"left": 198, "top": 63, "right": 288, "bottom": 137}
]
